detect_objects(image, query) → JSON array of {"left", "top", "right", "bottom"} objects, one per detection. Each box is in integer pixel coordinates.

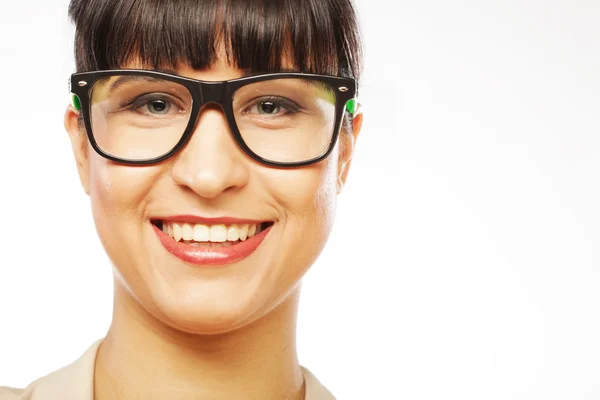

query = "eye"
[
  {"left": 147, "top": 99, "right": 171, "bottom": 115},
  {"left": 244, "top": 96, "right": 300, "bottom": 117},
  {"left": 121, "top": 93, "right": 184, "bottom": 117},
  {"left": 258, "top": 101, "right": 280, "bottom": 115}
]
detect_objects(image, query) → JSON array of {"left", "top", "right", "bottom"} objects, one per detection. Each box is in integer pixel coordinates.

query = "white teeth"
[
  {"left": 173, "top": 223, "right": 182, "bottom": 242},
  {"left": 209, "top": 224, "right": 227, "bottom": 242},
  {"left": 239, "top": 224, "right": 249, "bottom": 241},
  {"left": 193, "top": 224, "right": 210, "bottom": 242},
  {"left": 161, "top": 221, "right": 267, "bottom": 243},
  {"left": 227, "top": 225, "right": 239, "bottom": 241},
  {"left": 182, "top": 224, "right": 194, "bottom": 241}
]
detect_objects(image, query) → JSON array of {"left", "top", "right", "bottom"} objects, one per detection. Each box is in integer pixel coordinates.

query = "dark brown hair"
[{"left": 68, "top": 0, "right": 363, "bottom": 83}]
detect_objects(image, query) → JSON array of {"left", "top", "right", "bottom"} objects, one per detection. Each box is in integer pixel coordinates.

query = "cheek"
[
  {"left": 88, "top": 154, "right": 162, "bottom": 266},
  {"left": 260, "top": 149, "right": 339, "bottom": 277},
  {"left": 89, "top": 156, "right": 162, "bottom": 217},
  {"left": 274, "top": 149, "right": 339, "bottom": 221}
]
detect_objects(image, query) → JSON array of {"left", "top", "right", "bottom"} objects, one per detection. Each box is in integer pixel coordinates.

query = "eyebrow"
[
  {"left": 108, "top": 73, "right": 175, "bottom": 93},
  {"left": 108, "top": 69, "right": 177, "bottom": 93}
]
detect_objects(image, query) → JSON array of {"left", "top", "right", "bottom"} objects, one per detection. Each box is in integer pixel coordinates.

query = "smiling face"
[{"left": 65, "top": 60, "right": 362, "bottom": 334}]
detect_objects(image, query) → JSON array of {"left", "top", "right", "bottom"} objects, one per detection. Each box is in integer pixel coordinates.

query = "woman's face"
[{"left": 65, "top": 59, "right": 362, "bottom": 334}]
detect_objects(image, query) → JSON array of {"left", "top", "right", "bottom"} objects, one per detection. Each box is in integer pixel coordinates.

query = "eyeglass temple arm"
[
  {"left": 68, "top": 77, "right": 83, "bottom": 111},
  {"left": 345, "top": 81, "right": 359, "bottom": 115},
  {"left": 345, "top": 98, "right": 357, "bottom": 115}
]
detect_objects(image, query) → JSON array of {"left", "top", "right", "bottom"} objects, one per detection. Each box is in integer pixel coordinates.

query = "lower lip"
[{"left": 152, "top": 223, "right": 272, "bottom": 266}]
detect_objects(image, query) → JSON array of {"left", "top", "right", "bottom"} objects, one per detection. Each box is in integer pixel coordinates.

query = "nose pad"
[{"left": 170, "top": 104, "right": 249, "bottom": 199}]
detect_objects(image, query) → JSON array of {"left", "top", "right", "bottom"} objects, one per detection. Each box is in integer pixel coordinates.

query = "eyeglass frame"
[{"left": 69, "top": 69, "right": 358, "bottom": 168}]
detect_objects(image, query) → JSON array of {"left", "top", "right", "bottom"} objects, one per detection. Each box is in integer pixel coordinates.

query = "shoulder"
[
  {"left": 301, "top": 366, "right": 336, "bottom": 400},
  {"left": 0, "top": 386, "right": 24, "bottom": 399},
  {"left": 0, "top": 339, "right": 102, "bottom": 400},
  {"left": 0, "top": 373, "right": 54, "bottom": 400}
]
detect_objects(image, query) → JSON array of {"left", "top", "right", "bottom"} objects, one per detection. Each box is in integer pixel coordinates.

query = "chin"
[{"left": 146, "top": 278, "right": 271, "bottom": 335}]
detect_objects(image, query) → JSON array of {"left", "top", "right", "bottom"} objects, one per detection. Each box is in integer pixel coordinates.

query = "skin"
[{"left": 64, "top": 58, "right": 363, "bottom": 399}]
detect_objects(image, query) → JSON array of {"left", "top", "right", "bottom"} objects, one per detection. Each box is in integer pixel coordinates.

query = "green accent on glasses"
[
  {"left": 345, "top": 99, "right": 357, "bottom": 114},
  {"left": 72, "top": 94, "right": 82, "bottom": 111}
]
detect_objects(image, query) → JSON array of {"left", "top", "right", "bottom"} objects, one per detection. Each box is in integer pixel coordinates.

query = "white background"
[{"left": 1, "top": 1, "right": 599, "bottom": 399}]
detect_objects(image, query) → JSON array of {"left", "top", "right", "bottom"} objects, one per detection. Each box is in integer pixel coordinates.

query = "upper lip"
[{"left": 152, "top": 215, "right": 272, "bottom": 225}]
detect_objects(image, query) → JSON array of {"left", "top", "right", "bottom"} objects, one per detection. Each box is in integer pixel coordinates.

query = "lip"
[
  {"left": 156, "top": 215, "right": 267, "bottom": 225},
  {"left": 151, "top": 219, "right": 273, "bottom": 267}
]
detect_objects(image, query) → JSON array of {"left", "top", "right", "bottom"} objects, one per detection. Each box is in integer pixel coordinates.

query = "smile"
[
  {"left": 151, "top": 218, "right": 274, "bottom": 266},
  {"left": 156, "top": 221, "right": 267, "bottom": 246}
]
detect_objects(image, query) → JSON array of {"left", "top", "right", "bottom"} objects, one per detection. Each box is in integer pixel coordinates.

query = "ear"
[
  {"left": 336, "top": 104, "right": 363, "bottom": 194},
  {"left": 64, "top": 105, "right": 91, "bottom": 195}
]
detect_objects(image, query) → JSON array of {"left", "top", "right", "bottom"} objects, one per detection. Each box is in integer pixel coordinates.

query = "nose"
[{"left": 170, "top": 105, "right": 249, "bottom": 199}]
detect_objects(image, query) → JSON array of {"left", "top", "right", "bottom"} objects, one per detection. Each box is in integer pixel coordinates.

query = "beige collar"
[{"left": 20, "top": 339, "right": 335, "bottom": 400}]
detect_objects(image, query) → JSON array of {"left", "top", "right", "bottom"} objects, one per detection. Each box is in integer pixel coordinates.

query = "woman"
[{"left": 1, "top": 0, "right": 363, "bottom": 398}]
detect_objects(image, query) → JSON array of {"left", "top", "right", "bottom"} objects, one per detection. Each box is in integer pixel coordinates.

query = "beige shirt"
[{"left": 0, "top": 339, "right": 335, "bottom": 399}]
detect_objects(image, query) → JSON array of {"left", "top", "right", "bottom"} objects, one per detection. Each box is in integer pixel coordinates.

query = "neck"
[{"left": 94, "top": 281, "right": 305, "bottom": 400}]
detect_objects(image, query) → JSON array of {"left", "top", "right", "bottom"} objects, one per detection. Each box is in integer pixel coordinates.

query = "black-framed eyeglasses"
[{"left": 69, "top": 69, "right": 357, "bottom": 167}]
